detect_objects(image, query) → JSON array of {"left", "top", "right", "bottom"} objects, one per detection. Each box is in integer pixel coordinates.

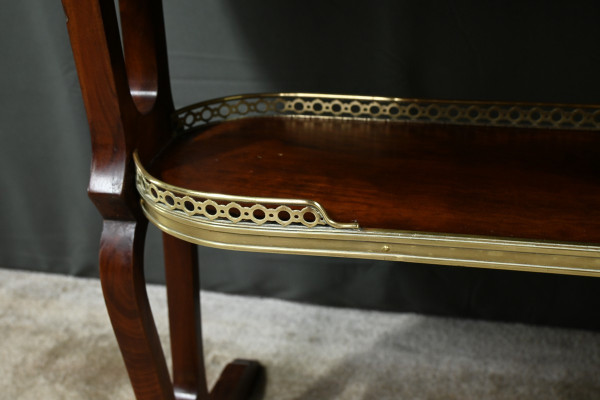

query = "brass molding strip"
[
  {"left": 134, "top": 152, "right": 359, "bottom": 230},
  {"left": 141, "top": 197, "right": 600, "bottom": 278},
  {"left": 134, "top": 151, "right": 600, "bottom": 278},
  {"left": 173, "top": 93, "right": 600, "bottom": 135}
]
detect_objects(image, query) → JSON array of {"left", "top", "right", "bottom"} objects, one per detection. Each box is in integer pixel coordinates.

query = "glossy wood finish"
[
  {"left": 100, "top": 220, "right": 174, "bottom": 400},
  {"left": 63, "top": 1, "right": 261, "bottom": 399},
  {"left": 63, "top": 0, "right": 173, "bottom": 221},
  {"left": 63, "top": 0, "right": 176, "bottom": 398},
  {"left": 163, "top": 232, "right": 263, "bottom": 400},
  {"left": 210, "top": 360, "right": 263, "bottom": 400},
  {"left": 62, "top": 0, "right": 600, "bottom": 398},
  {"left": 163, "top": 234, "right": 209, "bottom": 400},
  {"left": 153, "top": 117, "right": 600, "bottom": 244}
]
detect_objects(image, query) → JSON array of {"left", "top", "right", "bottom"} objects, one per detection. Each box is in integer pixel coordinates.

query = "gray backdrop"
[{"left": 2, "top": 0, "right": 600, "bottom": 329}]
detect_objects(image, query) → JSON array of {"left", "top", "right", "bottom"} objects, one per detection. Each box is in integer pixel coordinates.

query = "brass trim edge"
[
  {"left": 134, "top": 151, "right": 359, "bottom": 230},
  {"left": 141, "top": 198, "right": 600, "bottom": 278},
  {"left": 173, "top": 92, "right": 600, "bottom": 134},
  {"left": 135, "top": 153, "right": 600, "bottom": 277}
]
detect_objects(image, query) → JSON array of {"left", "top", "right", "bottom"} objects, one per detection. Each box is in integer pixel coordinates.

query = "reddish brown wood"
[
  {"left": 153, "top": 116, "right": 600, "bottom": 244},
  {"left": 63, "top": 0, "right": 600, "bottom": 397},
  {"left": 62, "top": 1, "right": 176, "bottom": 398},
  {"left": 63, "top": 1, "right": 262, "bottom": 399},
  {"left": 100, "top": 220, "right": 174, "bottom": 400},
  {"left": 210, "top": 360, "right": 262, "bottom": 400},
  {"left": 119, "top": 0, "right": 173, "bottom": 115},
  {"left": 163, "top": 234, "right": 210, "bottom": 400},
  {"left": 62, "top": 0, "right": 173, "bottom": 221}
]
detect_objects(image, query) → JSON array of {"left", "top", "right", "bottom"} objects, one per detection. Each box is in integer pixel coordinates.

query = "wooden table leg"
[
  {"left": 99, "top": 220, "right": 174, "bottom": 400},
  {"left": 164, "top": 234, "right": 263, "bottom": 400},
  {"left": 164, "top": 234, "right": 210, "bottom": 400},
  {"left": 100, "top": 221, "right": 262, "bottom": 399},
  {"left": 210, "top": 360, "right": 263, "bottom": 400}
]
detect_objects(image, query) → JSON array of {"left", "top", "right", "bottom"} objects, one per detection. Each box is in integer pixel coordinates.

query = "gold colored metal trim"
[
  {"left": 136, "top": 93, "right": 600, "bottom": 278},
  {"left": 134, "top": 150, "right": 600, "bottom": 278},
  {"left": 141, "top": 196, "right": 600, "bottom": 278},
  {"left": 134, "top": 152, "right": 359, "bottom": 230},
  {"left": 173, "top": 92, "right": 600, "bottom": 134}
]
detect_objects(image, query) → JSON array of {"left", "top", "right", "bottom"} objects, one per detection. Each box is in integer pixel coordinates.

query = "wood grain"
[
  {"left": 163, "top": 234, "right": 210, "bottom": 400},
  {"left": 62, "top": 1, "right": 262, "bottom": 399},
  {"left": 63, "top": 1, "right": 177, "bottom": 398},
  {"left": 99, "top": 220, "right": 175, "bottom": 400},
  {"left": 153, "top": 116, "right": 600, "bottom": 244},
  {"left": 62, "top": 0, "right": 173, "bottom": 220},
  {"left": 62, "top": 1, "right": 600, "bottom": 398}
]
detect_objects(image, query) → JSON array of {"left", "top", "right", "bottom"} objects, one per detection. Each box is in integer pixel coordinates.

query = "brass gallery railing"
[
  {"left": 173, "top": 93, "right": 600, "bottom": 134},
  {"left": 135, "top": 93, "right": 600, "bottom": 278}
]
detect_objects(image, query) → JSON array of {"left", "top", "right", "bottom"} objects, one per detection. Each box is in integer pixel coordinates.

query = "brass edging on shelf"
[
  {"left": 135, "top": 90, "right": 600, "bottom": 278},
  {"left": 154, "top": 199, "right": 600, "bottom": 257},
  {"left": 173, "top": 92, "right": 600, "bottom": 134},
  {"left": 141, "top": 199, "right": 600, "bottom": 278},
  {"left": 134, "top": 151, "right": 359, "bottom": 230},
  {"left": 134, "top": 149, "right": 600, "bottom": 278}
]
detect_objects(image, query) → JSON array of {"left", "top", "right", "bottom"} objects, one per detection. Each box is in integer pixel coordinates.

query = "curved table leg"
[
  {"left": 99, "top": 220, "right": 174, "bottom": 400},
  {"left": 99, "top": 220, "right": 262, "bottom": 399}
]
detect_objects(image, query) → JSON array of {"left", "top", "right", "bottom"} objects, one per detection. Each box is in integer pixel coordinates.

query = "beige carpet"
[{"left": 1, "top": 268, "right": 599, "bottom": 400}]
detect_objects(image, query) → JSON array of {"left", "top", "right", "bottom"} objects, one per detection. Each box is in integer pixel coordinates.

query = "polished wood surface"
[
  {"left": 209, "top": 360, "right": 262, "bottom": 400},
  {"left": 62, "top": 0, "right": 600, "bottom": 398},
  {"left": 63, "top": 0, "right": 173, "bottom": 221},
  {"left": 99, "top": 220, "right": 175, "bottom": 400},
  {"left": 63, "top": 1, "right": 262, "bottom": 398},
  {"left": 163, "top": 234, "right": 210, "bottom": 400},
  {"left": 154, "top": 116, "right": 600, "bottom": 244},
  {"left": 64, "top": 0, "right": 177, "bottom": 398}
]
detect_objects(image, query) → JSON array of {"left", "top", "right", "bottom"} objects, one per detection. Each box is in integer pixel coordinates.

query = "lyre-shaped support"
[{"left": 62, "top": 1, "right": 261, "bottom": 398}]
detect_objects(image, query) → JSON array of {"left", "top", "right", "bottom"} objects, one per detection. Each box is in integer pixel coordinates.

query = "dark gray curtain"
[{"left": 2, "top": 0, "right": 600, "bottom": 329}]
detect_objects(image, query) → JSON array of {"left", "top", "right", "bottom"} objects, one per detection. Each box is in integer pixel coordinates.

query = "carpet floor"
[{"left": 1, "top": 268, "right": 599, "bottom": 400}]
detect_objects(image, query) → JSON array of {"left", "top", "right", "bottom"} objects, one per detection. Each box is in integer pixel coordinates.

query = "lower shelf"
[{"left": 135, "top": 93, "right": 600, "bottom": 277}]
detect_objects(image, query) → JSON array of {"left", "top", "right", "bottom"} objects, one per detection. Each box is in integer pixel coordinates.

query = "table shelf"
[{"left": 135, "top": 93, "right": 600, "bottom": 277}]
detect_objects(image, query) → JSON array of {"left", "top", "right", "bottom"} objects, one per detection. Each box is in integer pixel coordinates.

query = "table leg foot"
[{"left": 210, "top": 359, "right": 263, "bottom": 400}]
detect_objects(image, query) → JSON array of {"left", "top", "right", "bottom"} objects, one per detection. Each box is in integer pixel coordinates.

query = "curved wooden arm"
[{"left": 62, "top": 0, "right": 173, "bottom": 220}]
